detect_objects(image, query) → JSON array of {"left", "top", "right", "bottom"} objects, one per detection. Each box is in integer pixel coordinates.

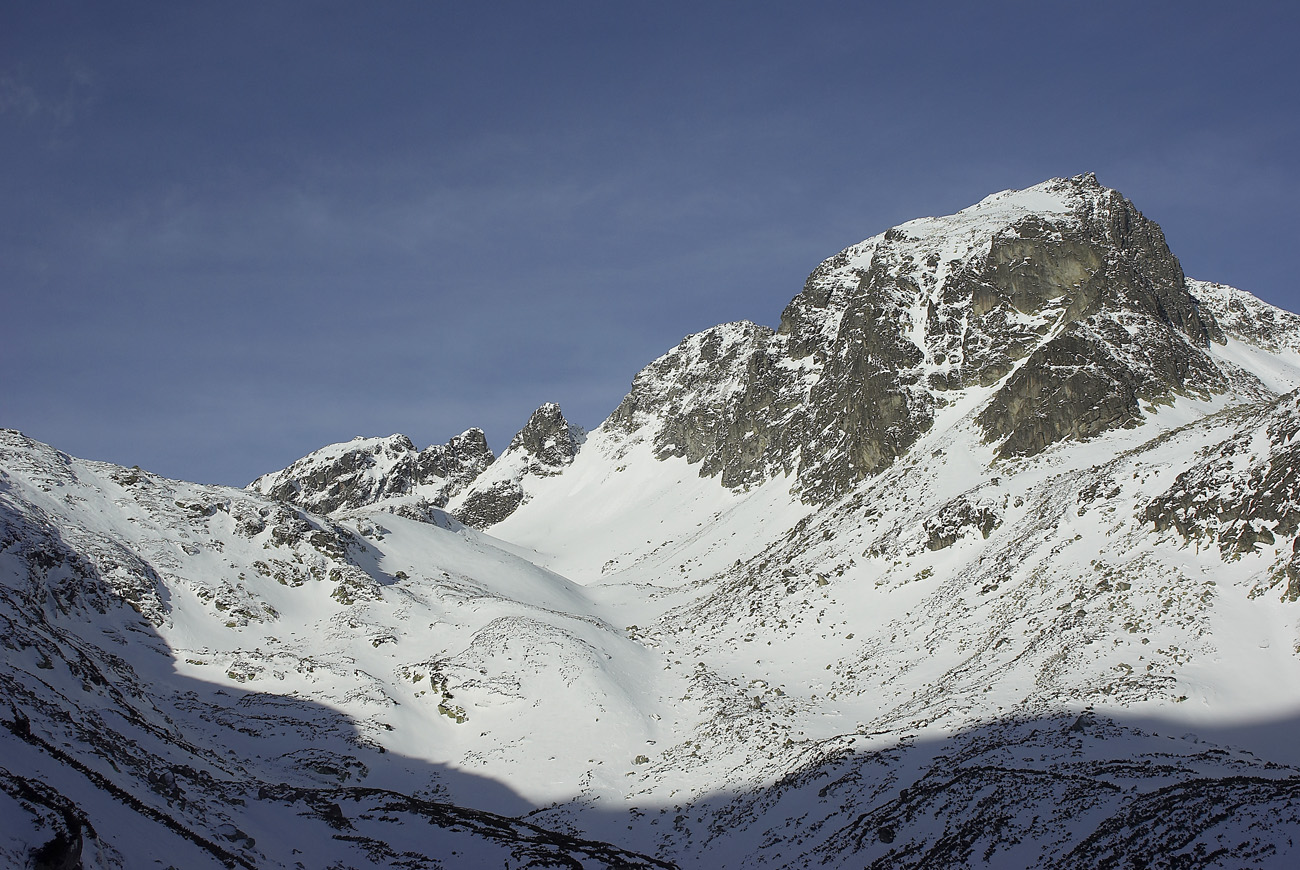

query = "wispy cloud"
[
  {"left": 0, "top": 74, "right": 41, "bottom": 116},
  {"left": 0, "top": 60, "right": 96, "bottom": 135}
]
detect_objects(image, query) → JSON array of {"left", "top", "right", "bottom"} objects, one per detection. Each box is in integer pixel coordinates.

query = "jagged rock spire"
[{"left": 451, "top": 402, "right": 583, "bottom": 528}]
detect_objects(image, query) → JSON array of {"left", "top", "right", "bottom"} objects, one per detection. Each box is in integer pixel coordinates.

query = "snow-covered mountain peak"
[
  {"left": 249, "top": 401, "right": 588, "bottom": 533},
  {"left": 251, "top": 176, "right": 1248, "bottom": 523},
  {"left": 503, "top": 401, "right": 585, "bottom": 467},
  {"left": 889, "top": 173, "right": 1087, "bottom": 250},
  {"left": 15, "top": 178, "right": 1300, "bottom": 869},
  {"left": 577, "top": 175, "right": 1236, "bottom": 506},
  {"left": 254, "top": 432, "right": 418, "bottom": 485},
  {"left": 802, "top": 174, "right": 1106, "bottom": 312},
  {"left": 787, "top": 172, "right": 1214, "bottom": 344}
]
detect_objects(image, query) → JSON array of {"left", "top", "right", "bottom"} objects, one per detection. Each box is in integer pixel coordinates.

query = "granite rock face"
[
  {"left": 969, "top": 180, "right": 1225, "bottom": 457},
  {"left": 249, "top": 429, "right": 493, "bottom": 516},
  {"left": 608, "top": 174, "right": 1235, "bottom": 501},
  {"left": 416, "top": 428, "right": 496, "bottom": 498},
  {"left": 607, "top": 321, "right": 796, "bottom": 489},
  {"left": 452, "top": 480, "right": 527, "bottom": 529}
]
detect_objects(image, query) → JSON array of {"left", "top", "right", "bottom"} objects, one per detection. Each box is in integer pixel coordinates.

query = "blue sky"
[{"left": 3, "top": 1, "right": 1298, "bottom": 485}]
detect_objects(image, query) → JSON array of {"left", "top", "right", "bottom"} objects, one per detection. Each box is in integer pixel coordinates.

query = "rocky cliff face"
[
  {"left": 249, "top": 429, "right": 493, "bottom": 516},
  {"left": 256, "top": 177, "right": 1254, "bottom": 517},
  {"left": 503, "top": 402, "right": 584, "bottom": 472},
  {"left": 605, "top": 321, "right": 791, "bottom": 488},
  {"left": 609, "top": 174, "right": 1234, "bottom": 501}
]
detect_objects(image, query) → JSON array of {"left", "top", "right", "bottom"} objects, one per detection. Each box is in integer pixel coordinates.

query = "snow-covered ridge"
[
  {"left": 1192, "top": 278, "right": 1300, "bottom": 354},
  {"left": 248, "top": 402, "right": 586, "bottom": 530},
  {"left": 0, "top": 426, "right": 676, "bottom": 868},
  {"left": 248, "top": 428, "right": 493, "bottom": 517},
  {"left": 803, "top": 174, "right": 1101, "bottom": 316}
]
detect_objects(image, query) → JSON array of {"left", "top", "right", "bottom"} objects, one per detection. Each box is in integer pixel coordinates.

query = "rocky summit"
[{"left": 6, "top": 175, "right": 1300, "bottom": 869}]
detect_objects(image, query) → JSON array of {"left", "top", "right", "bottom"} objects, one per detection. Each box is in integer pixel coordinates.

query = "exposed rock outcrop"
[
  {"left": 607, "top": 321, "right": 799, "bottom": 489},
  {"left": 249, "top": 428, "right": 493, "bottom": 516},
  {"left": 1145, "top": 390, "right": 1300, "bottom": 599},
  {"left": 1191, "top": 279, "right": 1300, "bottom": 354},
  {"left": 505, "top": 402, "right": 584, "bottom": 474},
  {"left": 451, "top": 403, "right": 584, "bottom": 528}
]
